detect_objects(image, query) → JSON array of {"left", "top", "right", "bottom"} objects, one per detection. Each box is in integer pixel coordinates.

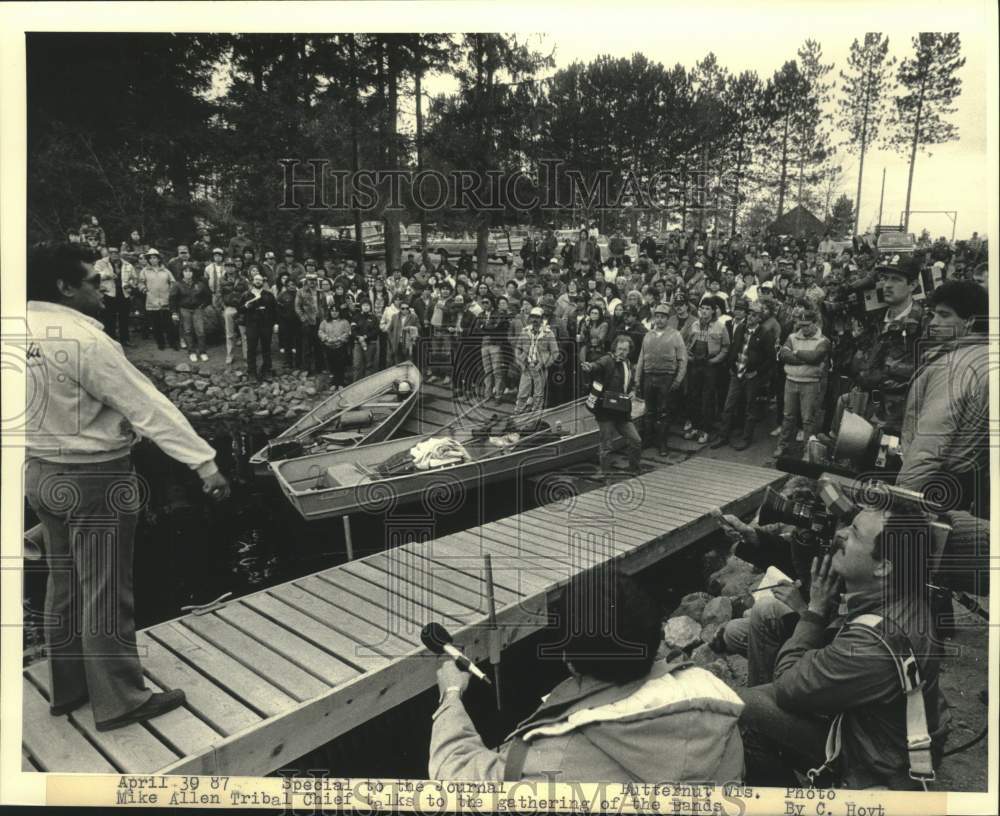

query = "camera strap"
[{"left": 806, "top": 613, "right": 934, "bottom": 791}]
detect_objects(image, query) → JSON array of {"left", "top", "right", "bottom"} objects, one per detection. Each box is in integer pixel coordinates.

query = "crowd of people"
[{"left": 76, "top": 215, "right": 989, "bottom": 478}]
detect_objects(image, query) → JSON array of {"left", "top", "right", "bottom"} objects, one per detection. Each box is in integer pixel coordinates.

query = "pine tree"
[
  {"left": 888, "top": 33, "right": 965, "bottom": 230},
  {"left": 791, "top": 39, "right": 834, "bottom": 230},
  {"left": 837, "top": 33, "right": 894, "bottom": 234}
]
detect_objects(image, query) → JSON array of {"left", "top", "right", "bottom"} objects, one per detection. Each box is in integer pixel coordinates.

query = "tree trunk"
[
  {"left": 852, "top": 75, "right": 872, "bottom": 236},
  {"left": 415, "top": 64, "right": 429, "bottom": 267},
  {"left": 777, "top": 117, "right": 790, "bottom": 218},
  {"left": 349, "top": 35, "right": 365, "bottom": 273},
  {"left": 383, "top": 37, "right": 401, "bottom": 271},
  {"left": 902, "top": 87, "right": 925, "bottom": 231}
]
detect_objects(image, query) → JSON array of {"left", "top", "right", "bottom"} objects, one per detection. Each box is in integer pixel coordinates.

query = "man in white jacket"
[{"left": 25, "top": 243, "right": 230, "bottom": 732}]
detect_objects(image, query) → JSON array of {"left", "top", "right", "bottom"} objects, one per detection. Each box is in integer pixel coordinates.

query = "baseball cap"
[
  {"left": 694, "top": 261, "right": 704, "bottom": 269},
  {"left": 876, "top": 254, "right": 918, "bottom": 281},
  {"left": 145, "top": 248, "right": 160, "bottom": 257},
  {"left": 212, "top": 247, "right": 224, "bottom": 255},
  {"left": 653, "top": 303, "right": 671, "bottom": 315},
  {"left": 529, "top": 306, "right": 544, "bottom": 317}
]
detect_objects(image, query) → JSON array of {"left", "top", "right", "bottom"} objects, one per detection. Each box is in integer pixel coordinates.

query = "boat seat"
[{"left": 320, "top": 462, "right": 371, "bottom": 489}]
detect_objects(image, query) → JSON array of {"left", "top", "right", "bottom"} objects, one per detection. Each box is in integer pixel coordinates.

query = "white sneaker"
[
  {"left": 770, "top": 426, "right": 782, "bottom": 437},
  {"left": 189, "top": 353, "right": 198, "bottom": 363},
  {"left": 697, "top": 431, "right": 709, "bottom": 444},
  {"left": 683, "top": 420, "right": 693, "bottom": 432},
  {"left": 199, "top": 353, "right": 209, "bottom": 362},
  {"left": 796, "top": 430, "right": 805, "bottom": 442},
  {"left": 180, "top": 339, "right": 188, "bottom": 349}
]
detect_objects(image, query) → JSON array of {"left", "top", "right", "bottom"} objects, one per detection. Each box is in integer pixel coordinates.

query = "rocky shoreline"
[{"left": 136, "top": 361, "right": 332, "bottom": 428}]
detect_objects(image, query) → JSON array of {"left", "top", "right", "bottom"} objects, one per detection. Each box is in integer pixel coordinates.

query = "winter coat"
[
  {"left": 169, "top": 278, "right": 211, "bottom": 313},
  {"left": 94, "top": 257, "right": 137, "bottom": 298},
  {"left": 429, "top": 658, "right": 744, "bottom": 782},
  {"left": 898, "top": 336, "right": 989, "bottom": 517}
]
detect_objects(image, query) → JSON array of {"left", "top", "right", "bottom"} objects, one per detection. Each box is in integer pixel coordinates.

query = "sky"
[{"left": 412, "top": 4, "right": 993, "bottom": 238}]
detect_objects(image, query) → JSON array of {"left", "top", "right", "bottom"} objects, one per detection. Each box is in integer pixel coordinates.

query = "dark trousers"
[
  {"left": 723, "top": 597, "right": 829, "bottom": 787},
  {"left": 641, "top": 372, "right": 675, "bottom": 452},
  {"left": 773, "top": 367, "right": 786, "bottom": 426},
  {"left": 148, "top": 308, "right": 178, "bottom": 350},
  {"left": 718, "top": 371, "right": 768, "bottom": 442},
  {"left": 101, "top": 296, "right": 130, "bottom": 342},
  {"left": 301, "top": 323, "right": 324, "bottom": 373},
  {"left": 245, "top": 321, "right": 273, "bottom": 380},
  {"left": 597, "top": 415, "right": 643, "bottom": 472},
  {"left": 25, "top": 456, "right": 152, "bottom": 723},
  {"left": 324, "top": 345, "right": 349, "bottom": 386},
  {"left": 686, "top": 362, "right": 721, "bottom": 431},
  {"left": 278, "top": 316, "right": 301, "bottom": 367}
]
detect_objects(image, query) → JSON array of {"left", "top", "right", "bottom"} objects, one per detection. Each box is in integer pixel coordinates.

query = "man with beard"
[{"left": 239, "top": 272, "right": 277, "bottom": 381}]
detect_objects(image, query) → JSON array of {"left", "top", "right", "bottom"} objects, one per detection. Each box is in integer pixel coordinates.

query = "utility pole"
[{"left": 876, "top": 167, "right": 886, "bottom": 228}]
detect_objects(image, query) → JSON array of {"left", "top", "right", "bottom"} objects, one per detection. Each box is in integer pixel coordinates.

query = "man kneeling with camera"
[{"left": 715, "top": 506, "right": 949, "bottom": 790}]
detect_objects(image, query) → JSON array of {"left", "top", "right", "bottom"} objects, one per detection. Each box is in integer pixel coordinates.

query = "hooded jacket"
[
  {"left": 429, "top": 658, "right": 744, "bottom": 782},
  {"left": 898, "top": 335, "right": 989, "bottom": 517}
]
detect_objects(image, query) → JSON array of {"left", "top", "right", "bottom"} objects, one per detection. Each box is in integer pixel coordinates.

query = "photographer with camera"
[
  {"left": 836, "top": 255, "right": 924, "bottom": 435},
  {"left": 717, "top": 503, "right": 949, "bottom": 790}
]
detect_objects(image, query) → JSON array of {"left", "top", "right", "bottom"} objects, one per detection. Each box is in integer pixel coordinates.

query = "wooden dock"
[{"left": 21, "top": 457, "right": 782, "bottom": 775}]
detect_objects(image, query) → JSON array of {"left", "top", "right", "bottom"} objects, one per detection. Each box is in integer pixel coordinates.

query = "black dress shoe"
[
  {"left": 95, "top": 689, "right": 186, "bottom": 732},
  {"left": 50, "top": 695, "right": 89, "bottom": 716}
]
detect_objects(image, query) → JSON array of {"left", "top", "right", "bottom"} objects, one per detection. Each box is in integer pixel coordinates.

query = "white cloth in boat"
[{"left": 410, "top": 437, "right": 472, "bottom": 470}]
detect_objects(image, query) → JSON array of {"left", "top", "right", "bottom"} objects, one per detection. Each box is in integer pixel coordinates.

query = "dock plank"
[
  {"left": 639, "top": 475, "right": 762, "bottom": 506},
  {"left": 476, "top": 519, "right": 584, "bottom": 564},
  {"left": 242, "top": 591, "right": 392, "bottom": 672},
  {"left": 517, "top": 514, "right": 654, "bottom": 565},
  {"left": 342, "top": 559, "right": 483, "bottom": 625},
  {"left": 357, "top": 551, "right": 512, "bottom": 617},
  {"left": 70, "top": 705, "right": 178, "bottom": 773},
  {"left": 499, "top": 511, "right": 642, "bottom": 554},
  {"left": 24, "top": 661, "right": 179, "bottom": 773},
  {"left": 415, "top": 534, "right": 555, "bottom": 597},
  {"left": 150, "top": 622, "right": 297, "bottom": 718},
  {"left": 317, "top": 567, "right": 462, "bottom": 635},
  {"left": 142, "top": 677, "right": 224, "bottom": 758},
  {"left": 137, "top": 631, "right": 261, "bottom": 737},
  {"left": 183, "top": 613, "right": 329, "bottom": 702},
  {"left": 443, "top": 531, "right": 569, "bottom": 592},
  {"left": 571, "top": 489, "right": 699, "bottom": 530},
  {"left": 217, "top": 602, "right": 363, "bottom": 685},
  {"left": 293, "top": 575, "right": 423, "bottom": 651},
  {"left": 389, "top": 548, "right": 524, "bottom": 605},
  {"left": 22, "top": 676, "right": 117, "bottom": 773}
]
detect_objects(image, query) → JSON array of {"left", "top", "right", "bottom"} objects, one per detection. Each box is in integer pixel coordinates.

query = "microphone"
[{"left": 421, "top": 622, "right": 492, "bottom": 685}]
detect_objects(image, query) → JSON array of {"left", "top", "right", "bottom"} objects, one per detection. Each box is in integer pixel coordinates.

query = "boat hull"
[
  {"left": 272, "top": 397, "right": 646, "bottom": 521},
  {"left": 250, "top": 362, "right": 422, "bottom": 477}
]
